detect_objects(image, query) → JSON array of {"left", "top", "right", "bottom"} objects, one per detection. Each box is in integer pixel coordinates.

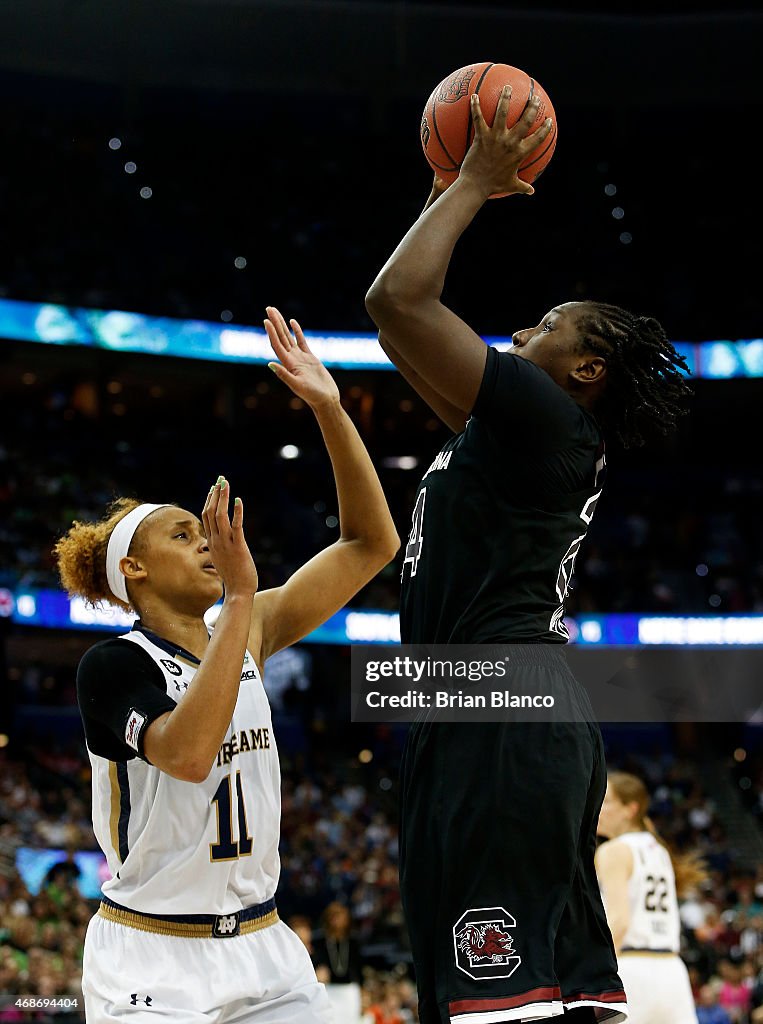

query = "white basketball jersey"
[
  {"left": 617, "top": 832, "right": 681, "bottom": 953},
  {"left": 89, "top": 629, "right": 281, "bottom": 914}
]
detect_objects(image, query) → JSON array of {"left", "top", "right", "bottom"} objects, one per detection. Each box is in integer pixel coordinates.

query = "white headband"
[{"left": 106, "top": 503, "right": 170, "bottom": 605}]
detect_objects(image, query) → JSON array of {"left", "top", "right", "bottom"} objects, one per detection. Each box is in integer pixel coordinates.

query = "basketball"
[{"left": 420, "top": 61, "right": 557, "bottom": 198}]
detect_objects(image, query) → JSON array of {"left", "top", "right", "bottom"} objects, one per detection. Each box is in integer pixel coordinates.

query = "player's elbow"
[
  {"left": 369, "top": 519, "right": 401, "bottom": 562},
  {"left": 180, "top": 760, "right": 214, "bottom": 784},
  {"left": 366, "top": 277, "right": 415, "bottom": 326},
  {"left": 342, "top": 532, "right": 401, "bottom": 575},
  {"left": 365, "top": 279, "right": 391, "bottom": 323},
  {"left": 156, "top": 755, "right": 213, "bottom": 784},
  {"left": 144, "top": 716, "right": 214, "bottom": 783},
  {"left": 363, "top": 532, "right": 401, "bottom": 567},
  {"left": 378, "top": 531, "right": 401, "bottom": 565}
]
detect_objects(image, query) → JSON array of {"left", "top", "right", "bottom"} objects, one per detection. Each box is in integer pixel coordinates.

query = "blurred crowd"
[
  {"left": 2, "top": 81, "right": 762, "bottom": 620},
  {"left": 1, "top": 727, "right": 763, "bottom": 1021},
  {"left": 2, "top": 344, "right": 763, "bottom": 618},
  {"left": 2, "top": 61, "right": 763, "bottom": 627}
]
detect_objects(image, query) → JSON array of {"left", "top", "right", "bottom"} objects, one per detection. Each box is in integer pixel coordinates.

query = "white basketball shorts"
[
  {"left": 617, "top": 953, "right": 697, "bottom": 1024},
  {"left": 83, "top": 910, "right": 334, "bottom": 1023}
]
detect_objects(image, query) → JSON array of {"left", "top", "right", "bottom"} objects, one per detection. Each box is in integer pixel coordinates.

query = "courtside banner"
[{"left": 349, "top": 644, "right": 763, "bottom": 724}]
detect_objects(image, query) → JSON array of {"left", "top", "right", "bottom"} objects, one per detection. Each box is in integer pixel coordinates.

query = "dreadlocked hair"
[
  {"left": 54, "top": 497, "right": 147, "bottom": 613},
  {"left": 575, "top": 301, "right": 693, "bottom": 448},
  {"left": 608, "top": 771, "right": 710, "bottom": 897}
]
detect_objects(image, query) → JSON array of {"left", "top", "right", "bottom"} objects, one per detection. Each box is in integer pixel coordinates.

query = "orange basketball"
[{"left": 420, "top": 61, "right": 557, "bottom": 198}]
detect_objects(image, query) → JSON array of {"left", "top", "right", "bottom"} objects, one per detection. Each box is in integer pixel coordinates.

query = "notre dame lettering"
[{"left": 216, "top": 727, "right": 271, "bottom": 767}]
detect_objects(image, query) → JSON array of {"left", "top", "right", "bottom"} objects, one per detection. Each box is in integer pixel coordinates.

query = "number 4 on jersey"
[{"left": 403, "top": 488, "right": 427, "bottom": 578}]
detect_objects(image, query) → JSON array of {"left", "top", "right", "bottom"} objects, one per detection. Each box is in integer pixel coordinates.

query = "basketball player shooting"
[
  {"left": 54, "top": 307, "right": 399, "bottom": 1023},
  {"left": 365, "top": 86, "right": 692, "bottom": 1024}
]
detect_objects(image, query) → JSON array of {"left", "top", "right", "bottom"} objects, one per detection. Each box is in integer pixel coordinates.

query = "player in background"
[
  {"left": 54, "top": 307, "right": 399, "bottom": 1023},
  {"left": 596, "top": 771, "right": 708, "bottom": 1024},
  {"left": 366, "top": 85, "right": 692, "bottom": 1024}
]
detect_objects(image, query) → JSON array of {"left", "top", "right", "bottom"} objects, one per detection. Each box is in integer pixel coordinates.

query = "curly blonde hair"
[{"left": 54, "top": 497, "right": 149, "bottom": 612}]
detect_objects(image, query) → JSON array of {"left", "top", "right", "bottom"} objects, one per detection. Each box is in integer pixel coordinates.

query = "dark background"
[{"left": 1, "top": 0, "right": 761, "bottom": 338}]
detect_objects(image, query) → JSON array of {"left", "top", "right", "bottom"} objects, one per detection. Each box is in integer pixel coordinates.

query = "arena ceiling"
[{"left": 1, "top": 1, "right": 761, "bottom": 104}]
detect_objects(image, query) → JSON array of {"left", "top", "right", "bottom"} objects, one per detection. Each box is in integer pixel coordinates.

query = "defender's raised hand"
[
  {"left": 459, "top": 85, "right": 553, "bottom": 200},
  {"left": 264, "top": 307, "right": 341, "bottom": 410}
]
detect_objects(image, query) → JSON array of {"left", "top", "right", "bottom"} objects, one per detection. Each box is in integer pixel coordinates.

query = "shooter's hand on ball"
[
  {"left": 460, "top": 85, "right": 553, "bottom": 200},
  {"left": 264, "top": 306, "right": 341, "bottom": 410}
]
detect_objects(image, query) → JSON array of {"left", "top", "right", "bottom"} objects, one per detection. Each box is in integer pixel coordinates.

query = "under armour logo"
[
  {"left": 213, "top": 913, "right": 240, "bottom": 937},
  {"left": 130, "top": 994, "right": 152, "bottom": 1006}
]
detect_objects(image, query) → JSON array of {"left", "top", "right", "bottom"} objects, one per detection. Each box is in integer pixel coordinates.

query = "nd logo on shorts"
[
  {"left": 453, "top": 907, "right": 521, "bottom": 981},
  {"left": 213, "top": 913, "right": 240, "bottom": 938}
]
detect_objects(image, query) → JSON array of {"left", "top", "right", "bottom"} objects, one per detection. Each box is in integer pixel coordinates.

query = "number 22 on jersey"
[{"left": 402, "top": 488, "right": 427, "bottom": 579}]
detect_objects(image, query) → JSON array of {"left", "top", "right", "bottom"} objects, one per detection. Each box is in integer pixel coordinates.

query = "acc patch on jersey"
[
  {"left": 160, "top": 658, "right": 182, "bottom": 676},
  {"left": 124, "top": 708, "right": 147, "bottom": 752},
  {"left": 453, "top": 907, "right": 521, "bottom": 980}
]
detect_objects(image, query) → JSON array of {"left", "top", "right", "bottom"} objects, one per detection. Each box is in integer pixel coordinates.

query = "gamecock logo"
[
  {"left": 437, "top": 67, "right": 476, "bottom": 104},
  {"left": 453, "top": 907, "right": 521, "bottom": 980}
]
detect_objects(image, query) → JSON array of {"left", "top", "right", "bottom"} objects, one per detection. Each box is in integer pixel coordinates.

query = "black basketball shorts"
[{"left": 398, "top": 655, "right": 628, "bottom": 1024}]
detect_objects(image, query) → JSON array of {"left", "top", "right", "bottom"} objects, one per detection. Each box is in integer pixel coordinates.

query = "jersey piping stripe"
[
  {"left": 131, "top": 623, "right": 202, "bottom": 665},
  {"left": 175, "top": 652, "right": 202, "bottom": 669},
  {"left": 115, "top": 761, "right": 131, "bottom": 863},
  {"left": 108, "top": 761, "right": 121, "bottom": 861}
]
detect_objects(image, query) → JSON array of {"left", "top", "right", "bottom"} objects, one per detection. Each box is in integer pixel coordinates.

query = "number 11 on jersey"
[
  {"left": 210, "top": 771, "right": 253, "bottom": 862},
  {"left": 403, "top": 488, "right": 427, "bottom": 578}
]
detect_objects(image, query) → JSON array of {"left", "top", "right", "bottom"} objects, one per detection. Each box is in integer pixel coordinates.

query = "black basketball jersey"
[{"left": 400, "top": 346, "right": 606, "bottom": 644}]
